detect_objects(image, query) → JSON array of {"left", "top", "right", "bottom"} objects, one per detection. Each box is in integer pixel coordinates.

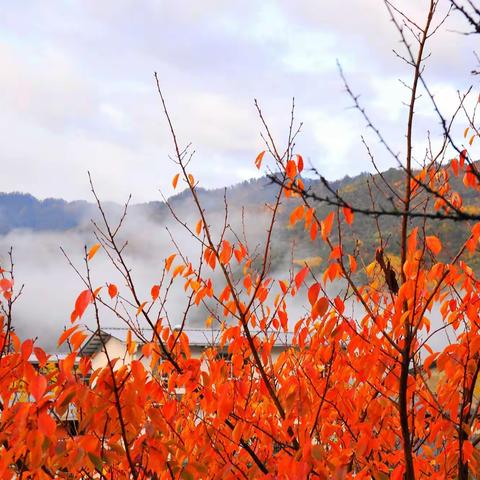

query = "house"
[{"left": 79, "top": 327, "right": 294, "bottom": 372}]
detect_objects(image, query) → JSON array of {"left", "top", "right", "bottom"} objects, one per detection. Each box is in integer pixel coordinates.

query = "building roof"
[{"left": 80, "top": 327, "right": 294, "bottom": 356}]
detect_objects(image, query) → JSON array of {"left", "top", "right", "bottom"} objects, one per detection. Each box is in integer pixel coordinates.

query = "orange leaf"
[
  {"left": 58, "top": 325, "right": 80, "bottom": 347},
  {"left": 343, "top": 206, "right": 354, "bottom": 225},
  {"left": 108, "top": 283, "right": 118, "bottom": 299},
  {"left": 74, "top": 290, "right": 92, "bottom": 320},
  {"left": 330, "top": 245, "right": 342, "bottom": 260},
  {"left": 451, "top": 158, "right": 459, "bottom": 176},
  {"left": 195, "top": 219, "right": 203, "bottom": 235},
  {"left": 297, "top": 154, "right": 304, "bottom": 172},
  {"left": 30, "top": 375, "right": 48, "bottom": 402},
  {"left": 308, "top": 283, "right": 320, "bottom": 306},
  {"left": 142, "top": 342, "right": 153, "bottom": 357},
  {"left": 126, "top": 330, "right": 136, "bottom": 355},
  {"left": 463, "top": 441, "right": 474, "bottom": 462},
  {"left": 219, "top": 240, "right": 233, "bottom": 265},
  {"left": 426, "top": 236, "right": 442, "bottom": 255},
  {"left": 255, "top": 150, "right": 265, "bottom": 169},
  {"left": 321, "top": 212, "right": 335, "bottom": 241},
  {"left": 391, "top": 465, "right": 404, "bottom": 480},
  {"left": 289, "top": 205, "right": 305, "bottom": 226},
  {"left": 21, "top": 339, "right": 34, "bottom": 360},
  {"left": 234, "top": 243, "right": 247, "bottom": 263},
  {"left": 286, "top": 160, "right": 297, "bottom": 180},
  {"left": 312, "top": 297, "right": 329, "bottom": 318},
  {"left": 278, "top": 310, "right": 288, "bottom": 330},
  {"left": 295, "top": 266, "right": 309, "bottom": 290},
  {"left": 151, "top": 285, "right": 160, "bottom": 301},
  {"left": 334, "top": 296, "right": 345, "bottom": 314},
  {"left": 34, "top": 347, "right": 49, "bottom": 367},
  {"left": 0, "top": 278, "right": 12, "bottom": 291},
  {"left": 165, "top": 253, "right": 176, "bottom": 272},
  {"left": 88, "top": 243, "right": 101, "bottom": 260},
  {"left": 70, "top": 330, "right": 87, "bottom": 350},
  {"left": 38, "top": 411, "right": 56, "bottom": 437},
  {"left": 349, "top": 255, "right": 357, "bottom": 273},
  {"left": 188, "top": 173, "right": 195, "bottom": 186},
  {"left": 407, "top": 227, "right": 418, "bottom": 255},
  {"left": 172, "top": 173, "right": 180, "bottom": 189},
  {"left": 70, "top": 310, "right": 78, "bottom": 323}
]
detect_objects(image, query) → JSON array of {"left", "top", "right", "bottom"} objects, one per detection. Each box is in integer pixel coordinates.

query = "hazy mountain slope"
[{"left": 0, "top": 167, "right": 476, "bottom": 272}]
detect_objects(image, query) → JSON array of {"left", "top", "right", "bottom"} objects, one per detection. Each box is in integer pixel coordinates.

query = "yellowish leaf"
[
  {"left": 88, "top": 243, "right": 101, "bottom": 260},
  {"left": 172, "top": 173, "right": 180, "bottom": 189}
]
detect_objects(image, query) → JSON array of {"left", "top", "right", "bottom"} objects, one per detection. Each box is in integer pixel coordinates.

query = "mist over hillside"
[{"left": 0, "top": 166, "right": 473, "bottom": 351}]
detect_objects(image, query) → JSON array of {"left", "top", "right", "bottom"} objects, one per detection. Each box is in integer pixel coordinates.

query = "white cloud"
[{"left": 0, "top": 0, "right": 477, "bottom": 203}]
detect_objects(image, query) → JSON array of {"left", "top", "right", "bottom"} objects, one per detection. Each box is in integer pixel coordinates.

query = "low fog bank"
[
  {"left": 0, "top": 191, "right": 452, "bottom": 354},
  {"left": 0, "top": 193, "right": 302, "bottom": 351}
]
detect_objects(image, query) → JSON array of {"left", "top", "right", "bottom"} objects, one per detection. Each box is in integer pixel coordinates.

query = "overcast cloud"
[{"left": 0, "top": 0, "right": 478, "bottom": 203}]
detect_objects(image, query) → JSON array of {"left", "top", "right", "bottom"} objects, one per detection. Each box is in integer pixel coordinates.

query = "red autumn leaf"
[
  {"left": 234, "top": 243, "right": 247, "bottom": 263},
  {"left": 58, "top": 325, "right": 80, "bottom": 347},
  {"left": 294, "top": 266, "right": 309, "bottom": 290},
  {"left": 165, "top": 253, "right": 176, "bottom": 272},
  {"left": 172, "top": 173, "right": 180, "bottom": 189},
  {"left": 70, "top": 310, "right": 78, "bottom": 323},
  {"left": 334, "top": 296, "right": 345, "bottom": 314},
  {"left": 74, "top": 290, "right": 93, "bottom": 319},
  {"left": 255, "top": 150, "right": 265, "bottom": 169},
  {"left": 463, "top": 441, "right": 474, "bottom": 462},
  {"left": 30, "top": 375, "right": 48, "bottom": 402},
  {"left": 38, "top": 411, "right": 56, "bottom": 437},
  {"left": 426, "top": 235, "right": 442, "bottom": 255},
  {"left": 343, "top": 206, "right": 354, "bottom": 225},
  {"left": 151, "top": 285, "right": 160, "bottom": 301},
  {"left": 34, "top": 347, "right": 49, "bottom": 367},
  {"left": 308, "top": 283, "right": 320, "bottom": 306},
  {"left": 329, "top": 245, "right": 342, "bottom": 260},
  {"left": 70, "top": 330, "right": 88, "bottom": 350},
  {"left": 297, "top": 154, "right": 304, "bottom": 172},
  {"left": 312, "top": 297, "right": 329, "bottom": 318},
  {"left": 142, "top": 342, "right": 153, "bottom": 357},
  {"left": 391, "top": 465, "right": 404, "bottom": 480},
  {"left": 0, "top": 278, "right": 12, "bottom": 291},
  {"left": 286, "top": 160, "right": 297, "bottom": 180},
  {"left": 108, "top": 283, "right": 118, "bottom": 299},
  {"left": 407, "top": 227, "right": 418, "bottom": 255},
  {"left": 219, "top": 240, "right": 233, "bottom": 265},
  {"left": 451, "top": 158, "right": 459, "bottom": 176},
  {"left": 87, "top": 243, "right": 101, "bottom": 260},
  {"left": 321, "top": 212, "right": 335, "bottom": 241},
  {"left": 349, "top": 255, "right": 357, "bottom": 273},
  {"left": 21, "top": 339, "right": 33, "bottom": 360}
]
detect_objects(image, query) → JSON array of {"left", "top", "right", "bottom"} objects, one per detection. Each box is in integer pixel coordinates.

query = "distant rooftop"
[{"left": 80, "top": 327, "right": 294, "bottom": 357}]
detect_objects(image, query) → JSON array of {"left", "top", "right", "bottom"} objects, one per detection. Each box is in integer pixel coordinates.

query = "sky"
[{"left": 0, "top": 0, "right": 478, "bottom": 203}]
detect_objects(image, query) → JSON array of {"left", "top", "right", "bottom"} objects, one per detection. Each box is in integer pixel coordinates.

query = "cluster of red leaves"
[{"left": 0, "top": 143, "right": 480, "bottom": 479}]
